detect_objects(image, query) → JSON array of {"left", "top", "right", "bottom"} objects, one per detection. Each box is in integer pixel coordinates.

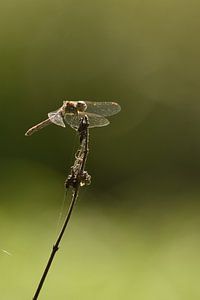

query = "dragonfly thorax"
[{"left": 63, "top": 101, "right": 87, "bottom": 114}]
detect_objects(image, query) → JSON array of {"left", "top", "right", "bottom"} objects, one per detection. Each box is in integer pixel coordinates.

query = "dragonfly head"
[{"left": 76, "top": 101, "right": 87, "bottom": 112}]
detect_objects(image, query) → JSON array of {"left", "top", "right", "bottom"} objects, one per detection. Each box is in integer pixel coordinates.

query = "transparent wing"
[
  {"left": 85, "top": 101, "right": 121, "bottom": 117},
  {"left": 48, "top": 110, "right": 66, "bottom": 127},
  {"left": 64, "top": 112, "right": 110, "bottom": 129}
]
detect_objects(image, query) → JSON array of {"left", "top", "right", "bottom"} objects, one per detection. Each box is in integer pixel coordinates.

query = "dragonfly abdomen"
[{"left": 25, "top": 118, "right": 52, "bottom": 136}]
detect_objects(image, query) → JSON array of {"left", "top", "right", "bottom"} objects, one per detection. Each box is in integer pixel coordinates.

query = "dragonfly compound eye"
[{"left": 76, "top": 101, "right": 87, "bottom": 112}]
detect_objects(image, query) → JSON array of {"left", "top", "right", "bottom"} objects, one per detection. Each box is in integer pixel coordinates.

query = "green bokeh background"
[{"left": 1, "top": 0, "right": 200, "bottom": 299}]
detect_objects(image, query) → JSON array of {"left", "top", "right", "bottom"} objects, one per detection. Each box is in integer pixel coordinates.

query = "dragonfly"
[{"left": 25, "top": 101, "right": 121, "bottom": 136}]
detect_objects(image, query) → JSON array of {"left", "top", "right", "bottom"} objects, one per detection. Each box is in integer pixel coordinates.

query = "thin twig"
[
  {"left": 32, "top": 116, "right": 90, "bottom": 300},
  {"left": 32, "top": 188, "right": 79, "bottom": 300}
]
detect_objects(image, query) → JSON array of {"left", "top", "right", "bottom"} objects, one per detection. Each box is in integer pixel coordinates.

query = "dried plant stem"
[
  {"left": 32, "top": 188, "right": 79, "bottom": 300},
  {"left": 32, "top": 116, "right": 90, "bottom": 300}
]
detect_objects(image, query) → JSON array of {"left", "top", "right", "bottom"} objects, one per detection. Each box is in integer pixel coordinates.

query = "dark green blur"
[{"left": 1, "top": 0, "right": 200, "bottom": 299}]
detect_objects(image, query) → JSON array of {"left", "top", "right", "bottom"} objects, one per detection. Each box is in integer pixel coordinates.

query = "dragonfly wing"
[
  {"left": 64, "top": 112, "right": 110, "bottom": 129},
  {"left": 85, "top": 101, "right": 121, "bottom": 117},
  {"left": 48, "top": 110, "right": 66, "bottom": 127},
  {"left": 64, "top": 113, "right": 78, "bottom": 129},
  {"left": 86, "top": 112, "right": 110, "bottom": 128}
]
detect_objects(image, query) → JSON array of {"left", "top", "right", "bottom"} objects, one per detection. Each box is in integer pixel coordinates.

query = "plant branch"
[{"left": 32, "top": 116, "right": 90, "bottom": 300}]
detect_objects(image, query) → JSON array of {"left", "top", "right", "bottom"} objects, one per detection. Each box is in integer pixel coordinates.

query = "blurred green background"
[{"left": 1, "top": 0, "right": 200, "bottom": 299}]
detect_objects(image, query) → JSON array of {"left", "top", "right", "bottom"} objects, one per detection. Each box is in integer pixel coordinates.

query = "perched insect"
[{"left": 25, "top": 101, "right": 121, "bottom": 136}]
